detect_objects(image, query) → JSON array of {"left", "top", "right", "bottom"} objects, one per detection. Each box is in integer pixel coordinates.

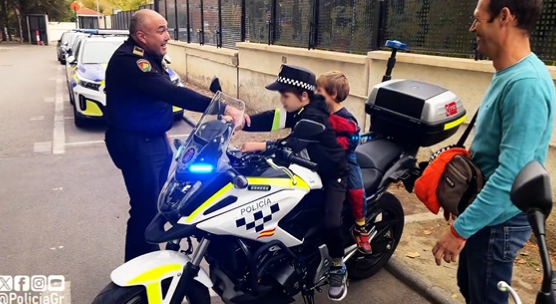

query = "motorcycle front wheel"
[{"left": 91, "top": 280, "right": 211, "bottom": 304}]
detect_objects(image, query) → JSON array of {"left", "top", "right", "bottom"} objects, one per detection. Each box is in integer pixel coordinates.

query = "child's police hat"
[{"left": 265, "top": 64, "right": 317, "bottom": 92}]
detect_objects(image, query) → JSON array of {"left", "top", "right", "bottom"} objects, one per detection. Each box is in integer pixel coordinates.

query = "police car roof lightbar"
[{"left": 72, "top": 29, "right": 129, "bottom": 35}]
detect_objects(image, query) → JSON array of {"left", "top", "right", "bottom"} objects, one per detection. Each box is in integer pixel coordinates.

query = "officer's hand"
[
  {"left": 221, "top": 115, "right": 233, "bottom": 122},
  {"left": 234, "top": 114, "right": 251, "bottom": 131},
  {"left": 224, "top": 106, "right": 251, "bottom": 130}
]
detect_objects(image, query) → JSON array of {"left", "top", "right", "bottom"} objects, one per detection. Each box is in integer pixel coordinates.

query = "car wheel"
[
  {"left": 67, "top": 86, "right": 74, "bottom": 105},
  {"left": 73, "top": 104, "right": 87, "bottom": 128}
]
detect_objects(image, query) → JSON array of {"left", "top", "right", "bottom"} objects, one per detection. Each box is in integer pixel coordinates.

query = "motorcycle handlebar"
[
  {"left": 274, "top": 147, "right": 318, "bottom": 171},
  {"left": 289, "top": 155, "right": 318, "bottom": 171}
]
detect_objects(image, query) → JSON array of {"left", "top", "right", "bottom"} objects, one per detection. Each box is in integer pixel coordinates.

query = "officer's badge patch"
[
  {"left": 132, "top": 46, "right": 144, "bottom": 56},
  {"left": 136, "top": 59, "right": 151, "bottom": 72}
]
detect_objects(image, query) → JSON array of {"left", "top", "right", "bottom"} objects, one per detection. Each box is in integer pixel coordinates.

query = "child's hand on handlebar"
[{"left": 241, "top": 142, "right": 266, "bottom": 153}]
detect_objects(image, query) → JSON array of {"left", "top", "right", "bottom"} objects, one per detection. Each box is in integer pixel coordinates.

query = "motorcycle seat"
[
  {"left": 355, "top": 139, "right": 403, "bottom": 193},
  {"left": 355, "top": 139, "right": 403, "bottom": 172}
]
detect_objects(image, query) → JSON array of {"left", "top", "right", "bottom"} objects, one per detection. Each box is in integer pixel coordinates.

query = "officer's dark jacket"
[
  {"left": 244, "top": 95, "right": 348, "bottom": 179},
  {"left": 105, "top": 37, "right": 213, "bottom": 135}
]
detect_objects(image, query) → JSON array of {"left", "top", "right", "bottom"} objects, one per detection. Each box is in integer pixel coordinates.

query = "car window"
[
  {"left": 81, "top": 40, "right": 124, "bottom": 64},
  {"left": 72, "top": 36, "right": 84, "bottom": 50},
  {"left": 74, "top": 40, "right": 83, "bottom": 59},
  {"left": 61, "top": 32, "right": 70, "bottom": 43},
  {"left": 68, "top": 34, "right": 77, "bottom": 45}
]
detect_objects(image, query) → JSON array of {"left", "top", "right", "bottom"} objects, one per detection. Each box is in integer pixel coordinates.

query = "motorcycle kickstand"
[{"left": 301, "top": 288, "right": 316, "bottom": 304}]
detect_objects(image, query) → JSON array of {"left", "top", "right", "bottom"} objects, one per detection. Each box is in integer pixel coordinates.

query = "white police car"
[{"left": 65, "top": 29, "right": 185, "bottom": 128}]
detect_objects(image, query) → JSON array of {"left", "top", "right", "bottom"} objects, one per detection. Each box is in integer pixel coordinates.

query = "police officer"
[{"left": 104, "top": 9, "right": 249, "bottom": 262}]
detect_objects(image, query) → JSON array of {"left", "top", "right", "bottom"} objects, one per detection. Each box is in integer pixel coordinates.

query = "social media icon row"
[{"left": 0, "top": 275, "right": 65, "bottom": 292}]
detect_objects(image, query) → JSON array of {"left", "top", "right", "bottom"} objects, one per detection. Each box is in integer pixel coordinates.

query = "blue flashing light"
[
  {"left": 72, "top": 29, "right": 129, "bottom": 35},
  {"left": 385, "top": 40, "right": 407, "bottom": 51},
  {"left": 189, "top": 163, "right": 213, "bottom": 173},
  {"left": 73, "top": 29, "right": 98, "bottom": 34}
]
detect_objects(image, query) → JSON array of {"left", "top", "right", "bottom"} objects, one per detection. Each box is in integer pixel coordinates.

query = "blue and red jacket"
[{"left": 329, "top": 108, "right": 367, "bottom": 219}]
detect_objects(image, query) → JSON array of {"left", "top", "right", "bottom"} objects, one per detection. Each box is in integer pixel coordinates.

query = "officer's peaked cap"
[{"left": 265, "top": 64, "right": 317, "bottom": 92}]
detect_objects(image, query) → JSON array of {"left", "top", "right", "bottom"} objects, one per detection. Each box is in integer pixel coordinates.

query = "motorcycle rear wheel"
[
  {"left": 91, "top": 280, "right": 211, "bottom": 304},
  {"left": 347, "top": 191, "right": 404, "bottom": 280}
]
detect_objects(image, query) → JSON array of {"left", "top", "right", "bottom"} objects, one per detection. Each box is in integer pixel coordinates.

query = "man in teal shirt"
[{"left": 432, "top": 0, "right": 555, "bottom": 303}]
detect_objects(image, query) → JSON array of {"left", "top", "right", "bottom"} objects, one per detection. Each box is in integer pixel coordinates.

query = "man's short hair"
[
  {"left": 487, "top": 0, "right": 543, "bottom": 34},
  {"left": 317, "top": 71, "right": 350, "bottom": 103},
  {"left": 129, "top": 11, "right": 147, "bottom": 36}
]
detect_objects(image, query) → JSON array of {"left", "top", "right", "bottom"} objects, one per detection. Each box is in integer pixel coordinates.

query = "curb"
[{"left": 385, "top": 256, "right": 462, "bottom": 304}]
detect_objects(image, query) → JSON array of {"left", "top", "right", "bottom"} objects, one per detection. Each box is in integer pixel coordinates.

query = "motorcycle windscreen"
[{"left": 157, "top": 92, "right": 246, "bottom": 223}]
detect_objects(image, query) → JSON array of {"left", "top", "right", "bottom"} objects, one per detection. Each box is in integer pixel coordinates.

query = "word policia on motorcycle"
[{"left": 240, "top": 198, "right": 273, "bottom": 215}]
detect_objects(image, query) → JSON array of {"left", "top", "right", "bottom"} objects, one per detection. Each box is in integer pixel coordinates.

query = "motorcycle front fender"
[{"left": 110, "top": 250, "right": 213, "bottom": 289}]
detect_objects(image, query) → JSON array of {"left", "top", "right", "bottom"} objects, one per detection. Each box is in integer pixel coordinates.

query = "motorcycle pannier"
[{"left": 366, "top": 79, "right": 466, "bottom": 147}]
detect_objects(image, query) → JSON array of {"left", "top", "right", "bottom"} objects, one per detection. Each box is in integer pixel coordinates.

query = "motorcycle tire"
[
  {"left": 91, "top": 280, "right": 211, "bottom": 304},
  {"left": 347, "top": 191, "right": 404, "bottom": 280}
]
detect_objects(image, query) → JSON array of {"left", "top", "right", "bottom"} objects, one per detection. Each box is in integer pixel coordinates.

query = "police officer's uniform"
[{"left": 104, "top": 37, "right": 217, "bottom": 262}]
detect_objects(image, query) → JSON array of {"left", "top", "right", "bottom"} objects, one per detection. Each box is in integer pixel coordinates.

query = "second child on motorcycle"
[
  {"left": 316, "top": 71, "right": 372, "bottom": 255},
  {"left": 239, "top": 64, "right": 351, "bottom": 301}
]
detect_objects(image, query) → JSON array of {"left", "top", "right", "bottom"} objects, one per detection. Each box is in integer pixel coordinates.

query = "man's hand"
[
  {"left": 224, "top": 105, "right": 251, "bottom": 130},
  {"left": 432, "top": 227, "right": 466, "bottom": 266},
  {"left": 240, "top": 142, "right": 266, "bottom": 153}
]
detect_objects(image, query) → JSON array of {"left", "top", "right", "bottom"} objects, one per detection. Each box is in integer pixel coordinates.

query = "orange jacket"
[{"left": 414, "top": 147, "right": 470, "bottom": 214}]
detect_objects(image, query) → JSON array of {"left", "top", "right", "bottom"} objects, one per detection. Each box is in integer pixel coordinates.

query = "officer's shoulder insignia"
[
  {"left": 132, "top": 46, "right": 144, "bottom": 56},
  {"left": 136, "top": 59, "right": 152, "bottom": 72}
]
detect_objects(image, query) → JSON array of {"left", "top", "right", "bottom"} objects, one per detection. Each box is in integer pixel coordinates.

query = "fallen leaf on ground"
[
  {"left": 520, "top": 252, "right": 530, "bottom": 256},
  {"left": 516, "top": 259, "right": 527, "bottom": 264},
  {"left": 534, "top": 276, "right": 542, "bottom": 284},
  {"left": 406, "top": 252, "right": 420, "bottom": 258},
  {"left": 423, "top": 230, "right": 432, "bottom": 235},
  {"left": 451, "top": 294, "right": 458, "bottom": 299}
]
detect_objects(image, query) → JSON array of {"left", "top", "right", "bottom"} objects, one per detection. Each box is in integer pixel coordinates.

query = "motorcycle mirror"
[
  {"left": 510, "top": 160, "right": 553, "bottom": 218},
  {"left": 209, "top": 76, "right": 222, "bottom": 93},
  {"left": 293, "top": 119, "right": 326, "bottom": 139}
]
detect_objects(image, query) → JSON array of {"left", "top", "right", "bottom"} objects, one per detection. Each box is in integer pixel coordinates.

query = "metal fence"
[
  {"left": 110, "top": 4, "right": 155, "bottom": 31},
  {"left": 108, "top": 0, "right": 556, "bottom": 61}
]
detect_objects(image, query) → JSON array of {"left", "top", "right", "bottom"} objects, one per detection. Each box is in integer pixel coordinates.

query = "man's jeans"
[{"left": 457, "top": 213, "right": 531, "bottom": 304}]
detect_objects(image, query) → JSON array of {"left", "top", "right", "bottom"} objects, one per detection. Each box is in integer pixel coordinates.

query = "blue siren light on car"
[
  {"left": 72, "top": 29, "right": 129, "bottom": 35},
  {"left": 188, "top": 163, "right": 213, "bottom": 173}
]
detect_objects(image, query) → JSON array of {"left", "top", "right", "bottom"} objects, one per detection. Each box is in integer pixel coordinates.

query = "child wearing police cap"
[{"left": 240, "top": 64, "right": 350, "bottom": 301}]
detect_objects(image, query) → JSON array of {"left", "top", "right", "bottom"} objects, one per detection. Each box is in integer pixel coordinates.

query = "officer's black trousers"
[{"left": 105, "top": 129, "right": 173, "bottom": 262}]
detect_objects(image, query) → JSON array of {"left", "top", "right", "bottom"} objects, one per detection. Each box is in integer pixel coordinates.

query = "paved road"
[{"left": 0, "top": 44, "right": 430, "bottom": 304}]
